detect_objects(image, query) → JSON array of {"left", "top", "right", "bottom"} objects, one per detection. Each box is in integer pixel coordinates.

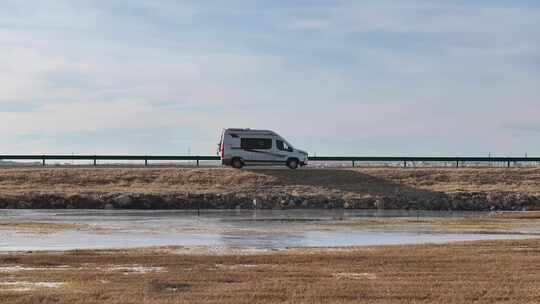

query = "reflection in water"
[{"left": 0, "top": 209, "right": 537, "bottom": 251}]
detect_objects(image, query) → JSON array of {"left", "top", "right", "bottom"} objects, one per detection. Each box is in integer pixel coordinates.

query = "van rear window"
[{"left": 241, "top": 138, "right": 272, "bottom": 150}]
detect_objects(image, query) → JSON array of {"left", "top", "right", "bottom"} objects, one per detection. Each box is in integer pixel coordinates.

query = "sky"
[{"left": 1, "top": 0, "right": 539, "bottom": 156}]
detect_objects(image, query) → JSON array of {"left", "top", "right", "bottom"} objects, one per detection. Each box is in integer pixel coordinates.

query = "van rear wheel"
[
  {"left": 286, "top": 158, "right": 299, "bottom": 170},
  {"left": 231, "top": 158, "right": 244, "bottom": 169}
]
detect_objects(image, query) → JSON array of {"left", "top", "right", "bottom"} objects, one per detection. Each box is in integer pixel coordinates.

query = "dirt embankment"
[{"left": 1, "top": 167, "right": 540, "bottom": 211}]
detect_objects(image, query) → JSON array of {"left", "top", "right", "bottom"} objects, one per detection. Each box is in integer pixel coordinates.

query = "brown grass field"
[
  {"left": 1, "top": 239, "right": 540, "bottom": 303},
  {"left": 1, "top": 167, "right": 540, "bottom": 196}
]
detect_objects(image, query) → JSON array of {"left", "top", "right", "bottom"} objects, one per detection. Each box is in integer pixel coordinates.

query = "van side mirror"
[{"left": 288, "top": 147, "right": 293, "bottom": 152}]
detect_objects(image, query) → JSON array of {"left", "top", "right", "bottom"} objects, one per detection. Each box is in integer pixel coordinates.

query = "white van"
[{"left": 218, "top": 128, "right": 308, "bottom": 169}]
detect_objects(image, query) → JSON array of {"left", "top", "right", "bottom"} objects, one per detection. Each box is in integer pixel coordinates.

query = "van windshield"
[{"left": 276, "top": 139, "right": 293, "bottom": 152}]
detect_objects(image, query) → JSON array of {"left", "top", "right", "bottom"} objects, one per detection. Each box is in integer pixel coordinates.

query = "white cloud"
[
  {"left": 0, "top": 1, "right": 539, "bottom": 155},
  {"left": 285, "top": 1, "right": 540, "bottom": 36}
]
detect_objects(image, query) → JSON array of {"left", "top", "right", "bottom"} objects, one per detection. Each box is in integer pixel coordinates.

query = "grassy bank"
[
  {"left": 1, "top": 167, "right": 540, "bottom": 210},
  {"left": 1, "top": 239, "right": 540, "bottom": 303}
]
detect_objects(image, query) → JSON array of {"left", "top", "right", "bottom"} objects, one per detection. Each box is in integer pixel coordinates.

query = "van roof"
[{"left": 224, "top": 128, "right": 277, "bottom": 136}]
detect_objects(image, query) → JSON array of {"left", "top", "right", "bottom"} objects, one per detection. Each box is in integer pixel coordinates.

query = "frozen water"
[{"left": 0, "top": 209, "right": 537, "bottom": 251}]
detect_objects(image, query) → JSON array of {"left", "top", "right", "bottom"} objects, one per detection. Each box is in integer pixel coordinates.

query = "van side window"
[
  {"left": 276, "top": 140, "right": 292, "bottom": 152},
  {"left": 241, "top": 138, "right": 272, "bottom": 150}
]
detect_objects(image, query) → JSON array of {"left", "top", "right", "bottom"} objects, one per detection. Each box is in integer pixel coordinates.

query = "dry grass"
[
  {"left": 1, "top": 239, "right": 540, "bottom": 303},
  {"left": 0, "top": 168, "right": 279, "bottom": 195},
  {"left": 319, "top": 216, "right": 540, "bottom": 234},
  {"left": 0, "top": 222, "right": 82, "bottom": 233},
  {"left": 493, "top": 211, "right": 540, "bottom": 219},
  {"left": 1, "top": 167, "right": 540, "bottom": 197},
  {"left": 363, "top": 167, "right": 540, "bottom": 194}
]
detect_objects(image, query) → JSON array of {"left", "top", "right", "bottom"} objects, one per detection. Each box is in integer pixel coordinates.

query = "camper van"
[{"left": 218, "top": 128, "right": 308, "bottom": 169}]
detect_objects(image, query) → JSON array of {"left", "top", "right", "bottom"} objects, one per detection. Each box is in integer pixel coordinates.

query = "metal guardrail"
[
  {"left": 310, "top": 156, "right": 540, "bottom": 168},
  {"left": 0, "top": 155, "right": 219, "bottom": 167},
  {"left": 1, "top": 155, "right": 539, "bottom": 168}
]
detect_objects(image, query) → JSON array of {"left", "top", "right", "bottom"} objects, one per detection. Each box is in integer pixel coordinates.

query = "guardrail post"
[
  {"left": 507, "top": 160, "right": 511, "bottom": 168},
  {"left": 145, "top": 157, "right": 148, "bottom": 166},
  {"left": 42, "top": 156, "right": 46, "bottom": 167},
  {"left": 196, "top": 158, "right": 200, "bottom": 168},
  {"left": 456, "top": 161, "right": 459, "bottom": 168},
  {"left": 93, "top": 157, "right": 97, "bottom": 166},
  {"left": 352, "top": 160, "right": 355, "bottom": 168},
  {"left": 403, "top": 161, "right": 407, "bottom": 168}
]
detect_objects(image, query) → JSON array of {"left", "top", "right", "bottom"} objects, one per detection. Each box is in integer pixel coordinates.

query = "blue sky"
[{"left": 1, "top": 1, "right": 539, "bottom": 156}]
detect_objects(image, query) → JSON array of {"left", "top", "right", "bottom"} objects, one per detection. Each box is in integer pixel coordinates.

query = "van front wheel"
[
  {"left": 231, "top": 158, "right": 244, "bottom": 169},
  {"left": 286, "top": 158, "right": 299, "bottom": 170}
]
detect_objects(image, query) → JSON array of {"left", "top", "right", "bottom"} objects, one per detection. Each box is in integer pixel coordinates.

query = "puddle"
[
  {"left": 223, "top": 218, "right": 325, "bottom": 223},
  {"left": 145, "top": 281, "right": 191, "bottom": 293},
  {"left": 0, "top": 209, "right": 539, "bottom": 251}
]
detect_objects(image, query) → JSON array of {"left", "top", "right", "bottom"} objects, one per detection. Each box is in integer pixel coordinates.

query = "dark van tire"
[
  {"left": 286, "top": 158, "right": 299, "bottom": 170},
  {"left": 231, "top": 158, "right": 244, "bottom": 169}
]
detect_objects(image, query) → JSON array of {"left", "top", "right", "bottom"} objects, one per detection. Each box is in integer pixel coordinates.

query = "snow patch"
[
  {"left": 0, "top": 281, "right": 64, "bottom": 292},
  {"left": 334, "top": 272, "right": 377, "bottom": 280},
  {"left": 0, "top": 266, "right": 71, "bottom": 273},
  {"left": 100, "top": 265, "right": 165, "bottom": 274},
  {"left": 214, "top": 263, "right": 263, "bottom": 270}
]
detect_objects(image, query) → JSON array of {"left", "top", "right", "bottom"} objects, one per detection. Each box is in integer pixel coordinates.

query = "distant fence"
[{"left": 1, "top": 155, "right": 540, "bottom": 168}]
